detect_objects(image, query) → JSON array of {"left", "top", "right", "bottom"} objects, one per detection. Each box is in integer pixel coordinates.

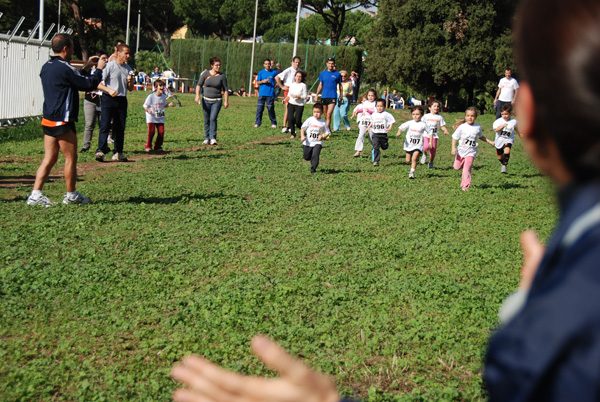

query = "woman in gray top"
[{"left": 195, "top": 57, "right": 229, "bottom": 145}]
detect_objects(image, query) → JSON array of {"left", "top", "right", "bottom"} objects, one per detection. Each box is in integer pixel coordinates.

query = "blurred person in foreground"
[{"left": 171, "top": 0, "right": 600, "bottom": 399}]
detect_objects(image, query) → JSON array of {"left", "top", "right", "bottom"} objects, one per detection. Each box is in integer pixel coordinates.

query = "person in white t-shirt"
[
  {"left": 350, "top": 89, "right": 377, "bottom": 158},
  {"left": 397, "top": 106, "right": 432, "bottom": 179},
  {"left": 143, "top": 79, "right": 174, "bottom": 152},
  {"left": 420, "top": 100, "right": 450, "bottom": 169},
  {"left": 301, "top": 103, "right": 331, "bottom": 174},
  {"left": 493, "top": 68, "right": 519, "bottom": 119},
  {"left": 365, "top": 99, "right": 395, "bottom": 167},
  {"left": 493, "top": 103, "right": 521, "bottom": 174},
  {"left": 276, "top": 56, "right": 302, "bottom": 133},
  {"left": 451, "top": 107, "right": 495, "bottom": 191},
  {"left": 283, "top": 71, "right": 308, "bottom": 139}
]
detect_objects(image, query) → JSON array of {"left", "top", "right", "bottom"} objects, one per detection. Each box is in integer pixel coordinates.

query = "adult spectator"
[
  {"left": 195, "top": 57, "right": 229, "bottom": 145},
  {"left": 80, "top": 51, "right": 117, "bottom": 153},
  {"left": 151, "top": 66, "right": 161, "bottom": 78},
  {"left": 388, "top": 90, "right": 400, "bottom": 109},
  {"left": 170, "top": 1, "right": 600, "bottom": 400},
  {"left": 234, "top": 87, "right": 248, "bottom": 97},
  {"left": 493, "top": 68, "right": 519, "bottom": 118},
  {"left": 332, "top": 70, "right": 352, "bottom": 131},
  {"left": 26, "top": 34, "right": 105, "bottom": 206},
  {"left": 350, "top": 71, "right": 359, "bottom": 104},
  {"left": 108, "top": 39, "right": 125, "bottom": 62},
  {"left": 254, "top": 59, "right": 278, "bottom": 128},
  {"left": 315, "top": 57, "right": 342, "bottom": 130},
  {"left": 95, "top": 43, "right": 134, "bottom": 162},
  {"left": 276, "top": 56, "right": 302, "bottom": 133},
  {"left": 398, "top": 93, "right": 405, "bottom": 109}
]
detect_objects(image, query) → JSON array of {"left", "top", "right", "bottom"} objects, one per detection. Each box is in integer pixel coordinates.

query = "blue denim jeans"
[
  {"left": 255, "top": 96, "right": 277, "bottom": 126},
  {"left": 202, "top": 98, "right": 222, "bottom": 140}
]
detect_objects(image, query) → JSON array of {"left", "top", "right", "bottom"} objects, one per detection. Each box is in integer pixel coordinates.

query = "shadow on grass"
[
  {"left": 478, "top": 182, "right": 529, "bottom": 190},
  {"left": 522, "top": 172, "right": 544, "bottom": 179},
  {"left": 113, "top": 191, "right": 236, "bottom": 205},
  {"left": 0, "top": 175, "right": 62, "bottom": 189},
  {"left": 256, "top": 141, "right": 293, "bottom": 147}
]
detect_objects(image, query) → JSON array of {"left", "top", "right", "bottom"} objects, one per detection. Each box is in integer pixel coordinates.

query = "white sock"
[
  {"left": 67, "top": 191, "right": 76, "bottom": 198},
  {"left": 410, "top": 168, "right": 415, "bottom": 173},
  {"left": 31, "top": 190, "right": 42, "bottom": 198}
]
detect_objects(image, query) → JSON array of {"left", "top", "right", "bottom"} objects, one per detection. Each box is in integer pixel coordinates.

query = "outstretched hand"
[{"left": 171, "top": 335, "right": 340, "bottom": 402}]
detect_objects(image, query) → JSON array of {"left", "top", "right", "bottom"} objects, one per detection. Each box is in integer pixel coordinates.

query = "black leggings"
[{"left": 287, "top": 103, "right": 304, "bottom": 137}]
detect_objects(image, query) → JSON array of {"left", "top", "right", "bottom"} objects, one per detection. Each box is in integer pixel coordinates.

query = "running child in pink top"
[
  {"left": 143, "top": 79, "right": 174, "bottom": 152},
  {"left": 492, "top": 103, "right": 521, "bottom": 174},
  {"left": 350, "top": 89, "right": 377, "bottom": 158},
  {"left": 420, "top": 99, "right": 449, "bottom": 169},
  {"left": 365, "top": 99, "right": 395, "bottom": 166},
  {"left": 451, "top": 107, "right": 494, "bottom": 191},
  {"left": 396, "top": 106, "right": 432, "bottom": 179}
]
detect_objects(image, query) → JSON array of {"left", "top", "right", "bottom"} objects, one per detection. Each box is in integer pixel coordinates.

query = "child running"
[
  {"left": 396, "top": 106, "right": 432, "bottom": 179},
  {"left": 492, "top": 104, "right": 521, "bottom": 173},
  {"left": 143, "top": 79, "right": 174, "bottom": 152},
  {"left": 421, "top": 99, "right": 449, "bottom": 168},
  {"left": 451, "top": 107, "right": 495, "bottom": 191},
  {"left": 366, "top": 99, "right": 395, "bottom": 166},
  {"left": 301, "top": 103, "right": 331, "bottom": 174},
  {"left": 350, "top": 89, "right": 377, "bottom": 158},
  {"left": 284, "top": 71, "right": 308, "bottom": 139}
]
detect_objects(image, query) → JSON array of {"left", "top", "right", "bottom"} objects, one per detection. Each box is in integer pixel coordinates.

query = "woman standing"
[
  {"left": 333, "top": 70, "right": 353, "bottom": 131},
  {"left": 195, "top": 57, "right": 229, "bottom": 145}
]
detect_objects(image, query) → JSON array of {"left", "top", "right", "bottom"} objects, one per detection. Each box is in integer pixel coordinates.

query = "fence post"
[
  {"left": 305, "top": 39, "right": 309, "bottom": 71},
  {"left": 202, "top": 35, "right": 206, "bottom": 68},
  {"left": 226, "top": 36, "right": 230, "bottom": 76},
  {"left": 278, "top": 41, "right": 281, "bottom": 64},
  {"left": 178, "top": 38, "right": 182, "bottom": 77}
]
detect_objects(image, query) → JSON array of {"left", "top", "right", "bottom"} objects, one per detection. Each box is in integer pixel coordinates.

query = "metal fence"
[{"left": 0, "top": 18, "right": 55, "bottom": 127}]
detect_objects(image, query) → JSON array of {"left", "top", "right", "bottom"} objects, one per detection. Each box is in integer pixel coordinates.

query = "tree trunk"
[{"left": 64, "top": 0, "right": 90, "bottom": 60}]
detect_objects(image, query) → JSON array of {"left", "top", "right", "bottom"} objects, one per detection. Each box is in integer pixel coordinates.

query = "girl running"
[
  {"left": 421, "top": 99, "right": 449, "bottom": 168},
  {"left": 451, "top": 107, "right": 494, "bottom": 191},
  {"left": 492, "top": 104, "right": 521, "bottom": 173},
  {"left": 397, "top": 106, "right": 432, "bottom": 179},
  {"left": 351, "top": 89, "right": 377, "bottom": 158}
]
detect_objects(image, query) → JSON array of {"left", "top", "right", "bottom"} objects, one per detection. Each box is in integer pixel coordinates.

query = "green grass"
[{"left": 0, "top": 92, "right": 557, "bottom": 401}]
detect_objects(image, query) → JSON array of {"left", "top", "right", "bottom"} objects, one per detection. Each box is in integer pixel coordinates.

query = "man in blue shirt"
[
  {"left": 254, "top": 59, "right": 278, "bottom": 128},
  {"left": 316, "top": 57, "right": 342, "bottom": 130}
]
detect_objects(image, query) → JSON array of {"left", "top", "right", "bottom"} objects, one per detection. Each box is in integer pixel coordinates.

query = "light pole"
[
  {"left": 125, "top": 0, "right": 131, "bottom": 45},
  {"left": 293, "top": 0, "right": 301, "bottom": 57},
  {"left": 248, "top": 0, "right": 259, "bottom": 92}
]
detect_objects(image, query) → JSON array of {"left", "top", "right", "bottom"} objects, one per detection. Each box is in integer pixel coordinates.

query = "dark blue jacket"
[
  {"left": 39, "top": 56, "right": 102, "bottom": 122},
  {"left": 485, "top": 181, "right": 600, "bottom": 401}
]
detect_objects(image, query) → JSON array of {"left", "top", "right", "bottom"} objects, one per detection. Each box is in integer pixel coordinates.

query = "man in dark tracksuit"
[{"left": 27, "top": 34, "right": 105, "bottom": 207}]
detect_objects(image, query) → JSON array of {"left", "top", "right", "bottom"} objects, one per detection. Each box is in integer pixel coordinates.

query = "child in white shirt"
[
  {"left": 301, "top": 103, "right": 331, "bottom": 174},
  {"left": 350, "top": 89, "right": 377, "bottom": 157},
  {"left": 421, "top": 100, "right": 450, "bottom": 168},
  {"left": 492, "top": 104, "right": 521, "bottom": 173},
  {"left": 451, "top": 107, "right": 495, "bottom": 190},
  {"left": 366, "top": 99, "right": 395, "bottom": 166},
  {"left": 396, "top": 106, "right": 432, "bottom": 179},
  {"left": 143, "top": 79, "right": 174, "bottom": 152}
]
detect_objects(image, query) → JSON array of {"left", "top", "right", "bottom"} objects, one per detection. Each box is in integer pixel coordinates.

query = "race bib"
[
  {"left": 500, "top": 130, "right": 511, "bottom": 138},
  {"left": 154, "top": 110, "right": 165, "bottom": 118},
  {"left": 409, "top": 135, "right": 422, "bottom": 145},
  {"left": 373, "top": 122, "right": 386, "bottom": 132},
  {"left": 463, "top": 138, "right": 477, "bottom": 147}
]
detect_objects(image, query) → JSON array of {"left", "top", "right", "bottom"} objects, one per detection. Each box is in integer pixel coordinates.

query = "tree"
[{"left": 367, "top": 0, "right": 517, "bottom": 109}]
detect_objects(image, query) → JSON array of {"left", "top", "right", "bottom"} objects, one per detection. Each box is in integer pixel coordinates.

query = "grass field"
[{"left": 0, "top": 92, "right": 557, "bottom": 401}]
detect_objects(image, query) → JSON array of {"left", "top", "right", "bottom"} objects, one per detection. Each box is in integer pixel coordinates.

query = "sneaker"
[
  {"left": 107, "top": 135, "right": 114, "bottom": 144},
  {"left": 272, "top": 125, "right": 278, "bottom": 129},
  {"left": 202, "top": 139, "right": 209, "bottom": 145},
  {"left": 95, "top": 151, "right": 104, "bottom": 162},
  {"left": 80, "top": 147, "right": 89, "bottom": 153},
  {"left": 254, "top": 124, "right": 259, "bottom": 128},
  {"left": 428, "top": 162, "right": 434, "bottom": 169},
  {"left": 26, "top": 193, "right": 56, "bottom": 207},
  {"left": 281, "top": 127, "right": 287, "bottom": 133},
  {"left": 461, "top": 186, "right": 469, "bottom": 191},
  {"left": 501, "top": 165, "right": 507, "bottom": 173},
  {"left": 145, "top": 147, "right": 152, "bottom": 152},
  {"left": 420, "top": 153, "right": 427, "bottom": 165},
  {"left": 373, "top": 161, "right": 379, "bottom": 167},
  {"left": 409, "top": 171, "right": 415, "bottom": 179},
  {"left": 290, "top": 135, "right": 296, "bottom": 139},
  {"left": 353, "top": 151, "right": 361, "bottom": 158},
  {"left": 346, "top": 127, "right": 352, "bottom": 131},
  {"left": 62, "top": 191, "right": 91, "bottom": 205},
  {"left": 112, "top": 152, "right": 128, "bottom": 162},
  {"left": 210, "top": 139, "right": 217, "bottom": 145}
]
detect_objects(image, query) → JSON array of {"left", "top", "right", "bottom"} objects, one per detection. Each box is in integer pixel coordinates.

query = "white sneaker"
[
  {"left": 353, "top": 151, "right": 361, "bottom": 158},
  {"left": 62, "top": 191, "right": 91, "bottom": 205},
  {"left": 210, "top": 139, "right": 217, "bottom": 145},
  {"left": 409, "top": 171, "right": 415, "bottom": 179},
  {"left": 501, "top": 165, "right": 507, "bottom": 173},
  {"left": 202, "top": 139, "right": 209, "bottom": 145},
  {"left": 107, "top": 135, "right": 114, "bottom": 144},
  {"left": 281, "top": 127, "right": 287, "bottom": 133},
  {"left": 112, "top": 152, "right": 128, "bottom": 161},
  {"left": 420, "top": 153, "right": 427, "bottom": 164},
  {"left": 26, "top": 193, "right": 56, "bottom": 207},
  {"left": 95, "top": 151, "right": 104, "bottom": 162},
  {"left": 254, "top": 124, "right": 259, "bottom": 128}
]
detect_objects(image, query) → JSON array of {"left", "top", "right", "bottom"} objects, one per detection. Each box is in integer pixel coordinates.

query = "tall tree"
[{"left": 367, "top": 0, "right": 517, "bottom": 107}]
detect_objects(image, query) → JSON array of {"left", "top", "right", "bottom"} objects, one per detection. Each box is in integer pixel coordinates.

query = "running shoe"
[
  {"left": 62, "top": 191, "right": 91, "bottom": 205},
  {"left": 409, "top": 171, "right": 415, "bottom": 179},
  {"left": 112, "top": 152, "right": 128, "bottom": 162},
  {"left": 373, "top": 161, "right": 379, "bottom": 167},
  {"left": 210, "top": 139, "right": 217, "bottom": 145},
  {"left": 95, "top": 151, "right": 104, "bottom": 162},
  {"left": 281, "top": 127, "right": 287, "bottom": 133},
  {"left": 420, "top": 153, "right": 427, "bottom": 164},
  {"left": 353, "top": 151, "right": 361, "bottom": 158},
  {"left": 202, "top": 139, "right": 209, "bottom": 145},
  {"left": 501, "top": 165, "right": 507, "bottom": 173},
  {"left": 26, "top": 193, "right": 56, "bottom": 207},
  {"left": 428, "top": 162, "right": 434, "bottom": 169}
]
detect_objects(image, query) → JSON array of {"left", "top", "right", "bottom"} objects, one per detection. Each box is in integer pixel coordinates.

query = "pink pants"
[
  {"left": 454, "top": 154, "right": 474, "bottom": 189},
  {"left": 146, "top": 123, "right": 164, "bottom": 150},
  {"left": 423, "top": 137, "right": 438, "bottom": 161}
]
